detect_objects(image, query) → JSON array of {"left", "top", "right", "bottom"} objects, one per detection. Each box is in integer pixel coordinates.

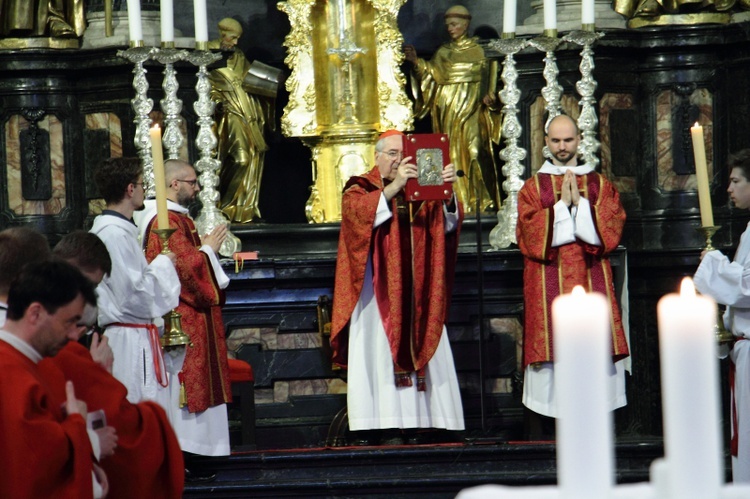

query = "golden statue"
[
  {"left": 0, "top": 0, "right": 85, "bottom": 38},
  {"left": 208, "top": 18, "right": 279, "bottom": 223},
  {"left": 404, "top": 5, "right": 502, "bottom": 213},
  {"left": 614, "top": 0, "right": 750, "bottom": 27}
]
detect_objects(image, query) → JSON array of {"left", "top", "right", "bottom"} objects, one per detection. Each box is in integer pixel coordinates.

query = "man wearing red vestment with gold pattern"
[
  {"left": 139, "top": 159, "right": 232, "bottom": 463},
  {"left": 330, "top": 130, "right": 465, "bottom": 444},
  {"left": 516, "top": 115, "right": 630, "bottom": 423}
]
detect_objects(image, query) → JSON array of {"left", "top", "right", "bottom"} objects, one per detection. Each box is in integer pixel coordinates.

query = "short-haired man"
[
  {"left": 90, "top": 157, "right": 181, "bottom": 410},
  {"left": 0, "top": 226, "right": 51, "bottom": 315},
  {"left": 137, "top": 159, "right": 232, "bottom": 466},
  {"left": 330, "top": 130, "right": 465, "bottom": 444},
  {"left": 0, "top": 260, "right": 112, "bottom": 498},
  {"left": 516, "top": 115, "right": 629, "bottom": 432},
  {"left": 694, "top": 149, "right": 750, "bottom": 483}
]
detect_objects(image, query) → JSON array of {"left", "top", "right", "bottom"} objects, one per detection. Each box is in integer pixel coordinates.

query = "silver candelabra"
[
  {"left": 529, "top": 31, "right": 563, "bottom": 160},
  {"left": 154, "top": 47, "right": 188, "bottom": 160}
]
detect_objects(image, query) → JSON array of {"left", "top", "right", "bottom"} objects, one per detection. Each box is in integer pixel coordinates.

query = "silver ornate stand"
[
  {"left": 563, "top": 29, "right": 604, "bottom": 168},
  {"left": 187, "top": 49, "right": 241, "bottom": 257},
  {"left": 117, "top": 45, "right": 157, "bottom": 197},
  {"left": 153, "top": 47, "right": 188, "bottom": 160},
  {"left": 488, "top": 37, "right": 529, "bottom": 250},
  {"left": 529, "top": 32, "right": 563, "bottom": 160}
]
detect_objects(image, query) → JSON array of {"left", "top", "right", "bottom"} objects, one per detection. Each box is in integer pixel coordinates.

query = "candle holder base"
[{"left": 697, "top": 225, "right": 720, "bottom": 252}]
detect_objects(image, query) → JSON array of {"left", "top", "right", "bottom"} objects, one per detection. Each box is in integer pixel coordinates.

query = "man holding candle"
[
  {"left": 330, "top": 130, "right": 465, "bottom": 445},
  {"left": 516, "top": 114, "right": 629, "bottom": 431},
  {"left": 90, "top": 157, "right": 181, "bottom": 412},
  {"left": 694, "top": 149, "right": 750, "bottom": 483},
  {"left": 404, "top": 5, "right": 501, "bottom": 214},
  {"left": 139, "top": 159, "right": 233, "bottom": 468}
]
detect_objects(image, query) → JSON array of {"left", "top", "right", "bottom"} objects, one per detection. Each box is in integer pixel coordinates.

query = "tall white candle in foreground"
[
  {"left": 503, "top": 0, "right": 517, "bottom": 34},
  {"left": 194, "top": 0, "right": 209, "bottom": 43},
  {"left": 691, "top": 122, "right": 714, "bottom": 227},
  {"left": 126, "top": 0, "right": 143, "bottom": 42},
  {"left": 657, "top": 278, "right": 722, "bottom": 498},
  {"left": 552, "top": 286, "right": 613, "bottom": 499},
  {"left": 582, "top": 0, "right": 595, "bottom": 25},
  {"left": 160, "top": 0, "right": 175, "bottom": 43},
  {"left": 544, "top": 0, "right": 557, "bottom": 31},
  {"left": 149, "top": 125, "right": 170, "bottom": 230}
]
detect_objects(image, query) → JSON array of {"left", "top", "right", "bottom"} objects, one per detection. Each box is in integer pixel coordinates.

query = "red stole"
[
  {"left": 331, "top": 167, "right": 462, "bottom": 387},
  {"left": 145, "top": 211, "right": 231, "bottom": 413}
]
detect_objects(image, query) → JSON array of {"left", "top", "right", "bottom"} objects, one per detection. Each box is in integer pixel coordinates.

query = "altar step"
[{"left": 183, "top": 439, "right": 661, "bottom": 498}]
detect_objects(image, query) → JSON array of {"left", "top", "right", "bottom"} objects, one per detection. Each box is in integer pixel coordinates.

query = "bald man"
[
  {"left": 136, "top": 159, "right": 232, "bottom": 473},
  {"left": 516, "top": 115, "right": 629, "bottom": 432}
]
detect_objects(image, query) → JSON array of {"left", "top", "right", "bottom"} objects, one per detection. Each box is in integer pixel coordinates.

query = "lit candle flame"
[{"left": 679, "top": 277, "right": 696, "bottom": 299}]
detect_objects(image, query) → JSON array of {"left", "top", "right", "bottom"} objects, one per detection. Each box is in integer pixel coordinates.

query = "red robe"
[
  {"left": 37, "top": 342, "right": 185, "bottom": 499},
  {"left": 516, "top": 172, "right": 630, "bottom": 367},
  {"left": 330, "top": 166, "right": 462, "bottom": 382},
  {"left": 144, "top": 211, "right": 231, "bottom": 413},
  {"left": 0, "top": 340, "right": 94, "bottom": 498}
]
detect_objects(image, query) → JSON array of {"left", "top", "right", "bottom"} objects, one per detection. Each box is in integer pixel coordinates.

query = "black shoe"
[{"left": 185, "top": 468, "right": 217, "bottom": 483}]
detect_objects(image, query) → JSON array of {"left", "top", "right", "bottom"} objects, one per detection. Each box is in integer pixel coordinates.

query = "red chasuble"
[
  {"left": 38, "top": 342, "right": 185, "bottom": 499},
  {"left": 0, "top": 340, "right": 94, "bottom": 498},
  {"left": 330, "top": 166, "right": 462, "bottom": 382},
  {"left": 516, "top": 172, "right": 630, "bottom": 367},
  {"left": 144, "top": 211, "right": 231, "bottom": 413}
]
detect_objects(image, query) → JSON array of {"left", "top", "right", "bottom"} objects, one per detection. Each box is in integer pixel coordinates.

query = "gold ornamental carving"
[{"left": 278, "top": 0, "right": 413, "bottom": 223}]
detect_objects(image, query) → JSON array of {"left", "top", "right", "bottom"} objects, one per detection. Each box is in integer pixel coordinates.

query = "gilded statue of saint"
[
  {"left": 613, "top": 0, "right": 750, "bottom": 18},
  {"left": 208, "top": 18, "right": 278, "bottom": 223},
  {"left": 0, "top": 0, "right": 85, "bottom": 38},
  {"left": 404, "top": 5, "right": 502, "bottom": 213}
]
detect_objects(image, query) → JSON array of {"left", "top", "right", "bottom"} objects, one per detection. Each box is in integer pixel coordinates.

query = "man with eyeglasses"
[
  {"left": 90, "top": 157, "right": 181, "bottom": 414},
  {"left": 137, "top": 159, "right": 232, "bottom": 478},
  {"left": 331, "top": 130, "right": 465, "bottom": 445}
]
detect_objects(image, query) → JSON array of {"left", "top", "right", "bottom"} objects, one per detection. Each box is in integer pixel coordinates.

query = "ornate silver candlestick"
[
  {"left": 563, "top": 29, "right": 604, "bottom": 169},
  {"left": 153, "top": 45, "right": 188, "bottom": 160},
  {"left": 186, "top": 49, "right": 241, "bottom": 257},
  {"left": 118, "top": 44, "right": 157, "bottom": 197},
  {"left": 488, "top": 37, "right": 528, "bottom": 250},
  {"left": 529, "top": 31, "right": 563, "bottom": 160}
]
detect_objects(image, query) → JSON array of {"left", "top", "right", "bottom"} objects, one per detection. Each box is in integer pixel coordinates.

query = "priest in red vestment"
[
  {"left": 330, "top": 130, "right": 465, "bottom": 444},
  {"left": 516, "top": 115, "right": 630, "bottom": 422},
  {"left": 0, "top": 260, "right": 105, "bottom": 498},
  {"left": 140, "top": 159, "right": 233, "bottom": 461}
]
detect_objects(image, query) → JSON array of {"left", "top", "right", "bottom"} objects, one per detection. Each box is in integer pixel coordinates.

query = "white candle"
[
  {"left": 503, "top": 0, "right": 517, "bottom": 35},
  {"left": 160, "top": 0, "right": 174, "bottom": 43},
  {"left": 582, "top": 0, "right": 595, "bottom": 25},
  {"left": 149, "top": 125, "right": 170, "bottom": 230},
  {"left": 193, "top": 0, "right": 209, "bottom": 43},
  {"left": 552, "top": 286, "right": 613, "bottom": 499},
  {"left": 657, "top": 278, "right": 722, "bottom": 498},
  {"left": 691, "top": 122, "right": 714, "bottom": 227},
  {"left": 544, "top": 0, "right": 556, "bottom": 32},
  {"left": 126, "top": 0, "right": 143, "bottom": 42}
]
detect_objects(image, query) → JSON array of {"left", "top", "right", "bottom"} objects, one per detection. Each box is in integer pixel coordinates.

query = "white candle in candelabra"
[
  {"left": 126, "top": 0, "right": 143, "bottom": 42},
  {"left": 691, "top": 122, "right": 714, "bottom": 227},
  {"left": 552, "top": 286, "right": 613, "bottom": 499},
  {"left": 657, "top": 278, "right": 722, "bottom": 499},
  {"left": 544, "top": 0, "right": 556, "bottom": 32},
  {"left": 582, "top": 0, "right": 595, "bottom": 25},
  {"left": 149, "top": 125, "right": 170, "bottom": 230},
  {"left": 160, "top": 0, "right": 174, "bottom": 43},
  {"left": 193, "top": 0, "right": 209, "bottom": 43},
  {"left": 503, "top": 0, "right": 517, "bottom": 35}
]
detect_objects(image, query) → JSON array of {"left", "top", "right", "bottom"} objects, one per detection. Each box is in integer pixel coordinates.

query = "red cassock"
[
  {"left": 516, "top": 172, "right": 630, "bottom": 367},
  {"left": 37, "top": 341, "right": 185, "bottom": 499},
  {"left": 0, "top": 341, "right": 94, "bottom": 498},
  {"left": 330, "top": 166, "right": 462, "bottom": 385},
  {"left": 144, "top": 211, "right": 231, "bottom": 413}
]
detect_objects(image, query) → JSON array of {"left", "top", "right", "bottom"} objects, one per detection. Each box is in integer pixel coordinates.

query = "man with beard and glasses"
[
  {"left": 516, "top": 114, "right": 629, "bottom": 436},
  {"left": 137, "top": 159, "right": 232, "bottom": 478},
  {"left": 90, "top": 157, "right": 181, "bottom": 413}
]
